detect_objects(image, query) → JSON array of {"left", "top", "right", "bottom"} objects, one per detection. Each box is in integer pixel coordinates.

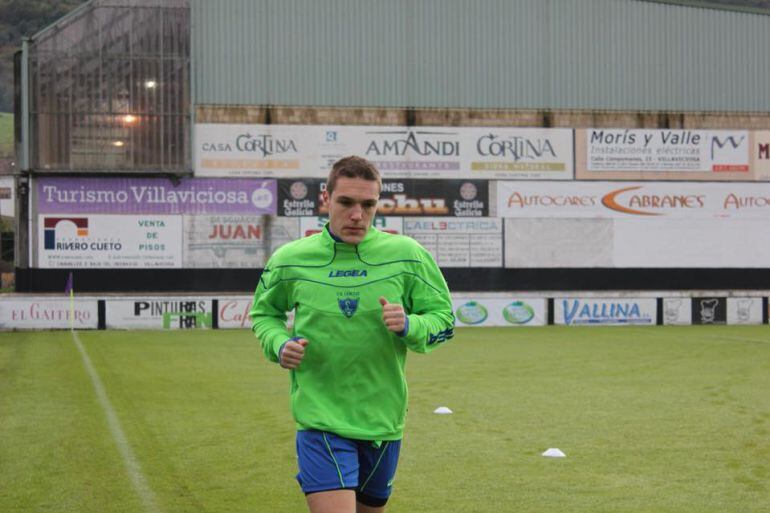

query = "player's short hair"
[{"left": 326, "top": 156, "right": 382, "bottom": 195}]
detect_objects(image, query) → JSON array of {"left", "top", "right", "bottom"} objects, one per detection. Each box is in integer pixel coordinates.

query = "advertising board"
[
  {"left": 0, "top": 298, "right": 98, "bottom": 329},
  {"left": 217, "top": 296, "right": 296, "bottom": 330},
  {"left": 497, "top": 181, "right": 770, "bottom": 219},
  {"left": 690, "top": 297, "right": 727, "bottom": 325},
  {"left": 554, "top": 298, "right": 657, "bottom": 326},
  {"left": 195, "top": 124, "right": 573, "bottom": 179},
  {"left": 452, "top": 297, "right": 547, "bottom": 327},
  {"left": 754, "top": 131, "right": 770, "bottom": 180},
  {"left": 183, "top": 216, "right": 298, "bottom": 267},
  {"left": 217, "top": 296, "right": 254, "bottom": 329},
  {"left": 278, "top": 179, "right": 324, "bottom": 216},
  {"left": 576, "top": 129, "right": 751, "bottom": 180},
  {"left": 726, "top": 297, "right": 763, "bottom": 325},
  {"left": 38, "top": 215, "right": 182, "bottom": 268},
  {"left": 0, "top": 176, "right": 14, "bottom": 218},
  {"left": 105, "top": 298, "right": 214, "bottom": 329},
  {"left": 278, "top": 178, "right": 488, "bottom": 217},
  {"left": 662, "top": 298, "right": 692, "bottom": 325},
  {"left": 376, "top": 180, "right": 488, "bottom": 217},
  {"left": 404, "top": 218, "right": 502, "bottom": 267},
  {"left": 37, "top": 177, "right": 277, "bottom": 215}
]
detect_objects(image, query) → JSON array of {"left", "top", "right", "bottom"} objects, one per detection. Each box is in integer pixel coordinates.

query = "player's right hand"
[{"left": 279, "top": 338, "right": 309, "bottom": 369}]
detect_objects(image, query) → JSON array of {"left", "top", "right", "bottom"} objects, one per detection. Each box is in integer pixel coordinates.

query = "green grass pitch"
[{"left": 1, "top": 326, "right": 769, "bottom": 512}]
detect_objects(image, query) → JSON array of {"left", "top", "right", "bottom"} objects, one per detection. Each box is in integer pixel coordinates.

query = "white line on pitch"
[
  {"left": 703, "top": 335, "right": 770, "bottom": 345},
  {"left": 71, "top": 330, "right": 162, "bottom": 513}
]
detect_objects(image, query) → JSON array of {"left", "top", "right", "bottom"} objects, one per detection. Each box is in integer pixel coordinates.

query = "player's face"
[{"left": 324, "top": 177, "right": 380, "bottom": 244}]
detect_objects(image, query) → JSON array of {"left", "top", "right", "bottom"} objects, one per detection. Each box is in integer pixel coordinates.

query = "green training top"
[{"left": 250, "top": 225, "right": 454, "bottom": 441}]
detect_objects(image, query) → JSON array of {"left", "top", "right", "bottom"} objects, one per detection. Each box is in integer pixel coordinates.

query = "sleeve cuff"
[
  {"left": 397, "top": 316, "right": 410, "bottom": 337},
  {"left": 277, "top": 340, "right": 289, "bottom": 362},
  {"left": 277, "top": 336, "right": 301, "bottom": 363}
]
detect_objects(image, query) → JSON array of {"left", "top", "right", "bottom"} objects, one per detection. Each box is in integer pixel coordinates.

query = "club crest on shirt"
[{"left": 337, "top": 291, "right": 360, "bottom": 318}]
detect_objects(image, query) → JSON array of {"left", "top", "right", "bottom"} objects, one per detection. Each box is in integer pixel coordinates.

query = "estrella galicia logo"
[
  {"left": 337, "top": 292, "right": 360, "bottom": 319},
  {"left": 44, "top": 217, "right": 89, "bottom": 249},
  {"left": 455, "top": 301, "right": 488, "bottom": 325},
  {"left": 502, "top": 301, "right": 535, "bottom": 324}
]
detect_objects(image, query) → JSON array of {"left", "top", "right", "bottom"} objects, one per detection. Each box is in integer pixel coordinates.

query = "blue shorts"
[{"left": 296, "top": 430, "right": 401, "bottom": 501}]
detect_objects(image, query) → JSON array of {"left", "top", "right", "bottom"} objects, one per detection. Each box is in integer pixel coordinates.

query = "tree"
[{"left": 0, "top": 0, "right": 87, "bottom": 112}]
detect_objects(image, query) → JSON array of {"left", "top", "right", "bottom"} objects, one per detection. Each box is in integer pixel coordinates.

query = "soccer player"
[{"left": 250, "top": 156, "right": 454, "bottom": 513}]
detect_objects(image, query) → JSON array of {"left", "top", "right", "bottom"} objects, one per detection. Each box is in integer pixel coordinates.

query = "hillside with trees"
[{"left": 0, "top": 1, "right": 86, "bottom": 113}]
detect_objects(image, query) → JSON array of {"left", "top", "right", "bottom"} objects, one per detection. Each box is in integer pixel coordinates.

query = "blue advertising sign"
[{"left": 556, "top": 298, "right": 656, "bottom": 326}]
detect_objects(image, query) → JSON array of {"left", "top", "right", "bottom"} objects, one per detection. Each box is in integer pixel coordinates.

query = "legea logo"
[
  {"left": 44, "top": 217, "right": 89, "bottom": 249},
  {"left": 455, "top": 301, "right": 488, "bottom": 325},
  {"left": 502, "top": 301, "right": 535, "bottom": 324}
]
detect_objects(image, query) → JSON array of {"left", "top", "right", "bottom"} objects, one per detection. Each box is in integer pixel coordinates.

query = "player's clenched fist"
[
  {"left": 379, "top": 296, "right": 406, "bottom": 334},
  {"left": 280, "top": 338, "right": 309, "bottom": 369}
]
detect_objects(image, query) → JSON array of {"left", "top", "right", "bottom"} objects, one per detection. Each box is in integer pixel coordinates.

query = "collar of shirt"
[{"left": 322, "top": 223, "right": 377, "bottom": 247}]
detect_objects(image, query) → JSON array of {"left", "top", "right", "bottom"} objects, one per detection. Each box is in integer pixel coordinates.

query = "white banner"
[
  {"left": 585, "top": 129, "right": 749, "bottom": 173},
  {"left": 555, "top": 298, "right": 657, "bottom": 326},
  {"left": 297, "top": 216, "right": 502, "bottom": 267},
  {"left": 504, "top": 216, "right": 770, "bottom": 269},
  {"left": 404, "top": 218, "right": 502, "bottom": 268},
  {"left": 497, "top": 181, "right": 770, "bottom": 219},
  {"left": 504, "top": 218, "right": 613, "bottom": 268},
  {"left": 0, "top": 176, "right": 14, "bottom": 218},
  {"left": 218, "top": 295, "right": 294, "bottom": 330},
  {"left": 612, "top": 218, "right": 770, "bottom": 268},
  {"left": 726, "top": 297, "right": 763, "bottom": 325},
  {"left": 105, "top": 298, "right": 214, "bottom": 329},
  {"left": 0, "top": 298, "right": 98, "bottom": 329},
  {"left": 195, "top": 124, "right": 573, "bottom": 179},
  {"left": 218, "top": 296, "right": 254, "bottom": 329},
  {"left": 453, "top": 296, "right": 547, "bottom": 327},
  {"left": 754, "top": 131, "right": 770, "bottom": 179},
  {"left": 662, "top": 298, "right": 692, "bottom": 325},
  {"left": 183, "top": 216, "right": 298, "bottom": 267},
  {"left": 38, "top": 215, "right": 182, "bottom": 268}
]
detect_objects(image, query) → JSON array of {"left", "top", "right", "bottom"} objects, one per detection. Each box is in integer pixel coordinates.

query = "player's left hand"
[{"left": 379, "top": 296, "right": 406, "bottom": 333}]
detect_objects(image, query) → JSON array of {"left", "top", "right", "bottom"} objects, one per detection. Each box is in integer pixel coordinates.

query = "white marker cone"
[
  {"left": 542, "top": 448, "right": 566, "bottom": 458},
  {"left": 433, "top": 406, "right": 453, "bottom": 414}
]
